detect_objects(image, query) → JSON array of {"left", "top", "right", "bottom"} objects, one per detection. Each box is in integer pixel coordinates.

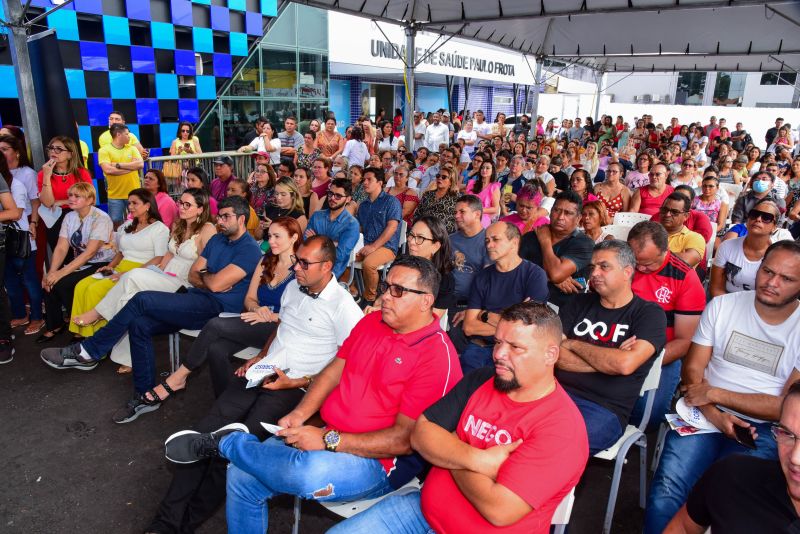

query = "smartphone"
[
  {"left": 733, "top": 425, "right": 757, "bottom": 450},
  {"left": 574, "top": 277, "right": 587, "bottom": 290}
]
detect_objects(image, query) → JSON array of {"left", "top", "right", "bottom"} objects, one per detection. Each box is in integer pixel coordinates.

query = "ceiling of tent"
[{"left": 299, "top": 0, "right": 800, "bottom": 72}]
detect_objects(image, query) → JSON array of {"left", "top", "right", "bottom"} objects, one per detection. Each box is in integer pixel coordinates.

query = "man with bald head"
[{"left": 460, "top": 221, "right": 549, "bottom": 373}]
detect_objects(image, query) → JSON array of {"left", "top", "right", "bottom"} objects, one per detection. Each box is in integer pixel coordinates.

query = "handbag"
[
  {"left": 4, "top": 222, "right": 31, "bottom": 258},
  {"left": 162, "top": 160, "right": 183, "bottom": 179}
]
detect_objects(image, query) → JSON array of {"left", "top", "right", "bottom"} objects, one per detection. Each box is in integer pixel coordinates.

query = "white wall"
[
  {"left": 604, "top": 73, "right": 677, "bottom": 104},
  {"left": 741, "top": 73, "right": 795, "bottom": 107}
]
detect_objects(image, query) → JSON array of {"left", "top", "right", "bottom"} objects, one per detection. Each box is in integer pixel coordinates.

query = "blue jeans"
[
  {"left": 221, "top": 435, "right": 393, "bottom": 534},
  {"left": 107, "top": 198, "right": 128, "bottom": 223},
  {"left": 630, "top": 360, "right": 681, "bottom": 431},
  {"left": 567, "top": 391, "right": 623, "bottom": 455},
  {"left": 81, "top": 290, "right": 222, "bottom": 394},
  {"left": 327, "top": 490, "right": 434, "bottom": 534},
  {"left": 5, "top": 254, "right": 43, "bottom": 320},
  {"left": 644, "top": 420, "right": 777, "bottom": 533},
  {"left": 459, "top": 342, "right": 494, "bottom": 374}
]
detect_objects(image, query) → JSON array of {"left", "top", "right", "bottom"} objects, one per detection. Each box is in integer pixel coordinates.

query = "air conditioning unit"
[
  {"left": 651, "top": 94, "right": 661, "bottom": 103},
  {"left": 642, "top": 94, "right": 652, "bottom": 103},
  {"left": 633, "top": 95, "right": 639, "bottom": 103}
]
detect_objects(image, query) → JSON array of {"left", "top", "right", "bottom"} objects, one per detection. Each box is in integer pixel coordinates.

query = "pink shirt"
[{"left": 466, "top": 180, "right": 501, "bottom": 228}]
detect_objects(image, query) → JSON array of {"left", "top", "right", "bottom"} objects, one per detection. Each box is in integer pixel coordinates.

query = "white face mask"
[{"left": 331, "top": 166, "right": 341, "bottom": 174}]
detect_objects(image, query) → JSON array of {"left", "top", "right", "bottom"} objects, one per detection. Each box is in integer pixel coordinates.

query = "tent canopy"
[{"left": 300, "top": 0, "right": 800, "bottom": 72}]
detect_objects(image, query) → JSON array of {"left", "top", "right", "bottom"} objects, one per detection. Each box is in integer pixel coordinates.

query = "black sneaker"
[
  {"left": 40, "top": 344, "right": 98, "bottom": 371},
  {"left": 112, "top": 395, "right": 161, "bottom": 424},
  {"left": 165, "top": 423, "right": 248, "bottom": 464},
  {"left": 0, "top": 340, "right": 14, "bottom": 364}
]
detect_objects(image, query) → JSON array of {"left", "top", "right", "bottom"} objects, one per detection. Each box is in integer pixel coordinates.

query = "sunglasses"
[
  {"left": 378, "top": 281, "right": 428, "bottom": 298},
  {"left": 747, "top": 209, "right": 776, "bottom": 224},
  {"left": 291, "top": 255, "right": 324, "bottom": 270},
  {"left": 659, "top": 207, "right": 687, "bottom": 217},
  {"left": 180, "top": 129, "right": 191, "bottom": 133}
]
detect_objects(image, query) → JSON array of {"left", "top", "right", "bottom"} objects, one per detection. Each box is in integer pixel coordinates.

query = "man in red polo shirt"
[
  {"left": 327, "top": 302, "right": 588, "bottom": 534},
  {"left": 162, "top": 256, "right": 462, "bottom": 533},
  {"left": 628, "top": 221, "right": 706, "bottom": 428}
]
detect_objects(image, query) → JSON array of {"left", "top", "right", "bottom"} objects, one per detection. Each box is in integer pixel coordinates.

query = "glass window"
[
  {"left": 195, "top": 103, "right": 221, "bottom": 152},
  {"left": 300, "top": 101, "right": 327, "bottom": 122},
  {"left": 228, "top": 53, "right": 260, "bottom": 97},
  {"left": 760, "top": 72, "right": 797, "bottom": 86},
  {"left": 263, "top": 101, "right": 298, "bottom": 133},
  {"left": 713, "top": 72, "right": 746, "bottom": 106},
  {"left": 298, "top": 52, "right": 328, "bottom": 99},
  {"left": 675, "top": 72, "right": 706, "bottom": 106},
  {"left": 263, "top": 3, "right": 296, "bottom": 46},
  {"left": 221, "top": 99, "right": 261, "bottom": 150},
  {"left": 295, "top": 4, "right": 327, "bottom": 50},
  {"left": 263, "top": 48, "right": 297, "bottom": 98}
]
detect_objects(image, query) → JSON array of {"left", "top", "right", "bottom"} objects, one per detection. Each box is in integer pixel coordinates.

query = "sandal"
[
  {"left": 11, "top": 317, "right": 30, "bottom": 328},
  {"left": 35, "top": 325, "right": 66, "bottom": 344},
  {"left": 144, "top": 380, "right": 184, "bottom": 403},
  {"left": 117, "top": 365, "right": 132, "bottom": 374},
  {"left": 24, "top": 320, "right": 45, "bottom": 335},
  {"left": 72, "top": 316, "right": 100, "bottom": 327}
]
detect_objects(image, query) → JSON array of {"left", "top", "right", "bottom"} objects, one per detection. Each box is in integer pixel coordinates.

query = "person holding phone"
[
  {"left": 169, "top": 121, "right": 202, "bottom": 157},
  {"left": 645, "top": 241, "right": 800, "bottom": 533}
]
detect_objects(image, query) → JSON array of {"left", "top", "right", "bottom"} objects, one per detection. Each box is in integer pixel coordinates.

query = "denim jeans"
[
  {"left": 566, "top": 391, "right": 623, "bottom": 455},
  {"left": 221, "top": 434, "right": 393, "bottom": 534},
  {"left": 630, "top": 360, "right": 681, "bottom": 431},
  {"left": 81, "top": 290, "right": 222, "bottom": 394},
  {"left": 459, "top": 342, "right": 494, "bottom": 374},
  {"left": 644, "top": 420, "right": 778, "bottom": 533},
  {"left": 327, "top": 490, "right": 435, "bottom": 534},
  {"left": 5, "top": 254, "right": 43, "bottom": 320},
  {"left": 106, "top": 198, "right": 128, "bottom": 223}
]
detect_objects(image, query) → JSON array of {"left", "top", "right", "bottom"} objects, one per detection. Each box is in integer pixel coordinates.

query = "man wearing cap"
[{"left": 210, "top": 155, "right": 237, "bottom": 202}]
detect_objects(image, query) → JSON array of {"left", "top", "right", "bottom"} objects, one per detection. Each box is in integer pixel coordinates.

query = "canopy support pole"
[
  {"left": 403, "top": 22, "right": 418, "bottom": 150},
  {"left": 594, "top": 68, "right": 605, "bottom": 120},
  {"left": 530, "top": 58, "right": 543, "bottom": 125}
]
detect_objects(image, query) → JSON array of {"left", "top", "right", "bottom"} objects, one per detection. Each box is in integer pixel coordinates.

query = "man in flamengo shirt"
[
  {"left": 327, "top": 302, "right": 588, "bottom": 534},
  {"left": 627, "top": 221, "right": 706, "bottom": 429},
  {"left": 556, "top": 240, "right": 667, "bottom": 454},
  {"left": 161, "top": 256, "right": 462, "bottom": 533}
]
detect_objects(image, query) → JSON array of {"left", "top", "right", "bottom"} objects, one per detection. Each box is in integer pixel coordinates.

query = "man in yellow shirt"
[
  {"left": 98, "top": 111, "right": 147, "bottom": 158},
  {"left": 659, "top": 192, "right": 706, "bottom": 268},
  {"left": 98, "top": 123, "right": 144, "bottom": 224}
]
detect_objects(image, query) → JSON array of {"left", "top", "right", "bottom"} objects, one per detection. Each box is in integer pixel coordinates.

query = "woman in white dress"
[{"left": 70, "top": 188, "right": 216, "bottom": 369}]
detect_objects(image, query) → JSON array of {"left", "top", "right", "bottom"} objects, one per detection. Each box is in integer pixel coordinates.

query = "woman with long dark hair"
[
  {"left": 169, "top": 121, "right": 202, "bottom": 156},
  {"left": 0, "top": 152, "right": 20, "bottom": 361},
  {"left": 465, "top": 159, "right": 501, "bottom": 227},
  {"left": 185, "top": 166, "right": 218, "bottom": 217},
  {"left": 70, "top": 188, "right": 169, "bottom": 339},
  {"left": 143, "top": 168, "right": 178, "bottom": 228}
]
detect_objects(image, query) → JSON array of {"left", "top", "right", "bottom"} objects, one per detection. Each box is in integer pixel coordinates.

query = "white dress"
[{"left": 97, "top": 233, "right": 202, "bottom": 366}]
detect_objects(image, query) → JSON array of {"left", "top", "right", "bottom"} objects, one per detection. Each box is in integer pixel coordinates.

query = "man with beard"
[
  {"left": 306, "top": 178, "right": 360, "bottom": 278},
  {"left": 645, "top": 240, "right": 800, "bottom": 533},
  {"left": 326, "top": 302, "right": 588, "bottom": 534},
  {"left": 556, "top": 240, "right": 666, "bottom": 454}
]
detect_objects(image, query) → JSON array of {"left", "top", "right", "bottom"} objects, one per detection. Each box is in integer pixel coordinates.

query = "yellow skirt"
[{"left": 69, "top": 259, "right": 143, "bottom": 337}]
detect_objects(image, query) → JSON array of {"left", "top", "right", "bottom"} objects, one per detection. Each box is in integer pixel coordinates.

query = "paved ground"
[{"left": 1, "top": 330, "right": 655, "bottom": 533}]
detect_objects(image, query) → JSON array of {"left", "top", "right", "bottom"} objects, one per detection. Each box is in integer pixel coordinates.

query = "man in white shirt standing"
[
  {"left": 413, "top": 111, "right": 427, "bottom": 152},
  {"left": 473, "top": 109, "right": 493, "bottom": 142},
  {"left": 424, "top": 112, "right": 449, "bottom": 153},
  {"left": 645, "top": 240, "right": 800, "bottom": 533}
]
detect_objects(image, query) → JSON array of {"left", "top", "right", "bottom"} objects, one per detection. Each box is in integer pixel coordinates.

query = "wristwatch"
[
  {"left": 480, "top": 310, "right": 490, "bottom": 323},
  {"left": 115, "top": 163, "right": 121, "bottom": 169},
  {"left": 323, "top": 429, "right": 341, "bottom": 452}
]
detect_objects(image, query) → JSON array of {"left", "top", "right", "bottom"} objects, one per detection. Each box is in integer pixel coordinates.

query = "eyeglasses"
[
  {"left": 747, "top": 209, "right": 776, "bottom": 224},
  {"left": 326, "top": 190, "right": 348, "bottom": 200},
  {"left": 682, "top": 163, "right": 695, "bottom": 167},
  {"left": 176, "top": 200, "right": 197, "bottom": 209},
  {"left": 377, "top": 281, "right": 428, "bottom": 298},
  {"left": 217, "top": 213, "right": 238, "bottom": 221},
  {"left": 659, "top": 207, "right": 687, "bottom": 217},
  {"left": 407, "top": 232, "right": 436, "bottom": 245},
  {"left": 180, "top": 129, "right": 191, "bottom": 133},
  {"left": 772, "top": 424, "right": 798, "bottom": 446},
  {"left": 291, "top": 255, "right": 325, "bottom": 270},
  {"left": 47, "top": 145, "right": 68, "bottom": 154}
]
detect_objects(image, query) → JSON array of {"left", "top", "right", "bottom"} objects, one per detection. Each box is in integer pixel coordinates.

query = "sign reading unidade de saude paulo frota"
[{"left": 370, "top": 39, "right": 517, "bottom": 76}]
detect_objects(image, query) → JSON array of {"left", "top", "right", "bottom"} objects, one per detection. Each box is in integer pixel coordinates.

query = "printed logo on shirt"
[
  {"left": 463, "top": 414, "right": 513, "bottom": 445},
  {"left": 453, "top": 251, "right": 476, "bottom": 274},
  {"left": 654, "top": 286, "right": 672, "bottom": 304},
  {"left": 573, "top": 319, "right": 630, "bottom": 344},
  {"left": 394, "top": 357, "right": 403, "bottom": 365},
  {"left": 723, "top": 331, "right": 784, "bottom": 376}
]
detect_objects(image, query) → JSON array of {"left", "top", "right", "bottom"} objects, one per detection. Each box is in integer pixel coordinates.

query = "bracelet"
[
  {"left": 30, "top": 221, "right": 37, "bottom": 226},
  {"left": 303, "top": 375, "right": 313, "bottom": 388}
]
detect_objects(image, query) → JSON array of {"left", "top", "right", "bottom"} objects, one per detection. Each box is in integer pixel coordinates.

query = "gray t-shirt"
[
  {"left": 0, "top": 174, "right": 9, "bottom": 194},
  {"left": 278, "top": 131, "right": 304, "bottom": 150},
  {"left": 450, "top": 229, "right": 491, "bottom": 299}
]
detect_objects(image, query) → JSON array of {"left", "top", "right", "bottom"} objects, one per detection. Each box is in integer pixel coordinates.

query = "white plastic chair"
[
  {"left": 593, "top": 350, "right": 665, "bottom": 534},
  {"left": 718, "top": 183, "right": 743, "bottom": 205},
  {"left": 613, "top": 211, "right": 651, "bottom": 226},
  {"left": 600, "top": 224, "right": 632, "bottom": 241},
  {"left": 705, "top": 221, "right": 717, "bottom": 270},
  {"left": 540, "top": 196, "right": 555, "bottom": 215},
  {"left": 552, "top": 487, "right": 576, "bottom": 534}
]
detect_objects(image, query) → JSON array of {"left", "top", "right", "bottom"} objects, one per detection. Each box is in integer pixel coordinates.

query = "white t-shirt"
[
  {"left": 248, "top": 136, "right": 281, "bottom": 164},
  {"left": 377, "top": 135, "right": 404, "bottom": 153},
  {"left": 413, "top": 122, "right": 427, "bottom": 150},
  {"left": 115, "top": 220, "right": 170, "bottom": 264},
  {"left": 263, "top": 277, "right": 364, "bottom": 379},
  {"left": 474, "top": 120, "right": 492, "bottom": 139},
  {"left": 456, "top": 130, "right": 478, "bottom": 155},
  {"left": 693, "top": 291, "right": 800, "bottom": 421},
  {"left": 712, "top": 237, "right": 760, "bottom": 293},
  {"left": 10, "top": 167, "right": 38, "bottom": 202},
  {"left": 342, "top": 139, "right": 369, "bottom": 166},
  {"left": 9, "top": 179, "right": 35, "bottom": 251}
]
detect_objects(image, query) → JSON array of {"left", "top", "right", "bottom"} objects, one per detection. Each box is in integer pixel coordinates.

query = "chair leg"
[
  {"left": 651, "top": 423, "right": 668, "bottom": 473},
  {"left": 168, "top": 333, "right": 180, "bottom": 374},
  {"left": 638, "top": 439, "right": 648, "bottom": 508},
  {"left": 292, "top": 496, "right": 301, "bottom": 534},
  {"left": 354, "top": 269, "right": 364, "bottom": 298},
  {"left": 553, "top": 524, "right": 566, "bottom": 534},
  {"left": 603, "top": 444, "right": 632, "bottom": 534}
]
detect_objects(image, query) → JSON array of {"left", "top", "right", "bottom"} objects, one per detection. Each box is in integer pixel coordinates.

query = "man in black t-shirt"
[
  {"left": 556, "top": 240, "right": 666, "bottom": 454},
  {"left": 519, "top": 191, "right": 594, "bottom": 310},
  {"left": 665, "top": 381, "right": 800, "bottom": 534}
]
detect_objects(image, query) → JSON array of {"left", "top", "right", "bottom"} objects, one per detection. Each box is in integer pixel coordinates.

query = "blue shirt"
[
  {"left": 256, "top": 271, "right": 294, "bottom": 312},
  {"left": 418, "top": 164, "right": 439, "bottom": 193},
  {"left": 189, "top": 232, "right": 262, "bottom": 312},
  {"left": 450, "top": 229, "right": 491, "bottom": 298},
  {"left": 357, "top": 191, "right": 403, "bottom": 253},
  {"left": 307, "top": 208, "right": 360, "bottom": 277}
]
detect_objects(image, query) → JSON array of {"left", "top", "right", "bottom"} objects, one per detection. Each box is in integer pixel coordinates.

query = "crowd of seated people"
[{"left": 0, "top": 107, "right": 797, "bottom": 532}]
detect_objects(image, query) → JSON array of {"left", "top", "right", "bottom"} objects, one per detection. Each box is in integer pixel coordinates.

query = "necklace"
[{"left": 53, "top": 169, "right": 70, "bottom": 183}]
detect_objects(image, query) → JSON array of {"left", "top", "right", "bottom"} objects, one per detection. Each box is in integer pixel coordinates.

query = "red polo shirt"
[
  {"left": 632, "top": 251, "right": 706, "bottom": 341},
  {"left": 320, "top": 311, "right": 462, "bottom": 473}
]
